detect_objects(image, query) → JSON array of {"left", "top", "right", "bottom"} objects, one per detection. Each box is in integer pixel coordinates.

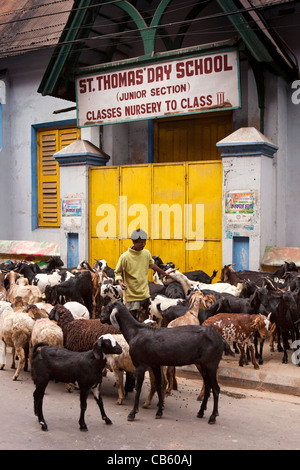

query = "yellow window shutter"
[
  {"left": 59, "top": 128, "right": 81, "bottom": 149},
  {"left": 37, "top": 127, "right": 80, "bottom": 227}
]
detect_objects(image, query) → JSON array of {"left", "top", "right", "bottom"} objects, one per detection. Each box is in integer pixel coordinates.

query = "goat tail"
[
  {"left": 222, "top": 338, "right": 235, "bottom": 357},
  {"left": 32, "top": 342, "right": 49, "bottom": 358}
]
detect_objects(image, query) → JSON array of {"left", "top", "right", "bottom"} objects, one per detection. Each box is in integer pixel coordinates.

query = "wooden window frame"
[{"left": 37, "top": 126, "right": 80, "bottom": 228}]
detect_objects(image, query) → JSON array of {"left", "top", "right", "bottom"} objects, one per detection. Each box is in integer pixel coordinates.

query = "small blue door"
[
  {"left": 67, "top": 233, "right": 79, "bottom": 268},
  {"left": 233, "top": 236, "right": 249, "bottom": 271}
]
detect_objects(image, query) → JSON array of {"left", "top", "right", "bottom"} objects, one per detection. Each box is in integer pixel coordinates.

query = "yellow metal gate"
[{"left": 89, "top": 161, "right": 222, "bottom": 279}]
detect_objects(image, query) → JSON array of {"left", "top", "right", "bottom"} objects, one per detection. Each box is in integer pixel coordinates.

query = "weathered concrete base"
[{"left": 177, "top": 340, "right": 300, "bottom": 397}]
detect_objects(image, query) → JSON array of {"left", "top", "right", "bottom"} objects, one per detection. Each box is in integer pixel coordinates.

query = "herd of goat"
[{"left": 0, "top": 254, "right": 299, "bottom": 431}]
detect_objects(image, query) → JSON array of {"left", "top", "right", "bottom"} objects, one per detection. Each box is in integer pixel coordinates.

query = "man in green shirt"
[{"left": 115, "top": 229, "right": 169, "bottom": 319}]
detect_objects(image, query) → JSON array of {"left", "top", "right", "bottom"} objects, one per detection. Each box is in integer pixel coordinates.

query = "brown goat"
[{"left": 203, "top": 313, "right": 270, "bottom": 369}]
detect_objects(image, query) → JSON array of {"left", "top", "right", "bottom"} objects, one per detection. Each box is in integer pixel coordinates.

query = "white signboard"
[{"left": 76, "top": 50, "right": 240, "bottom": 126}]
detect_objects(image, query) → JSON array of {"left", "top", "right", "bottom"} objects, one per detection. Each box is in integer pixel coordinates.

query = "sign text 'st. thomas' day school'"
[{"left": 76, "top": 50, "right": 240, "bottom": 126}]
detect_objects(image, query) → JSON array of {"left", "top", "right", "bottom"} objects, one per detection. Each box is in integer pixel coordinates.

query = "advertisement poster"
[
  {"left": 225, "top": 191, "right": 255, "bottom": 215},
  {"left": 62, "top": 198, "right": 82, "bottom": 217}
]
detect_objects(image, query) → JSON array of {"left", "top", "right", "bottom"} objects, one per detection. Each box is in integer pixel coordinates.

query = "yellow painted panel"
[
  {"left": 186, "top": 240, "right": 222, "bottom": 282},
  {"left": 89, "top": 166, "right": 119, "bottom": 239},
  {"left": 186, "top": 161, "right": 222, "bottom": 279},
  {"left": 119, "top": 165, "right": 152, "bottom": 242},
  {"left": 152, "top": 239, "right": 186, "bottom": 273},
  {"left": 89, "top": 160, "right": 222, "bottom": 279},
  {"left": 90, "top": 237, "right": 119, "bottom": 269},
  {"left": 155, "top": 112, "right": 233, "bottom": 163},
  {"left": 187, "top": 161, "right": 222, "bottom": 239},
  {"left": 152, "top": 163, "right": 185, "bottom": 240}
]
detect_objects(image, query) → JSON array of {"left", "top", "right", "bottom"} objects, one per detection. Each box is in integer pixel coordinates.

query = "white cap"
[{"left": 130, "top": 229, "right": 148, "bottom": 241}]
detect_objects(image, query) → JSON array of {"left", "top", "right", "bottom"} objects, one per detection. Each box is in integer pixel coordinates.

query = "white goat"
[
  {"left": 34, "top": 302, "right": 54, "bottom": 314},
  {"left": 0, "top": 271, "right": 7, "bottom": 301},
  {"left": 0, "top": 301, "right": 13, "bottom": 365},
  {"left": 100, "top": 280, "right": 123, "bottom": 302},
  {"left": 148, "top": 295, "right": 188, "bottom": 326},
  {"left": 0, "top": 299, "right": 48, "bottom": 380},
  {"left": 6, "top": 271, "right": 42, "bottom": 304},
  {"left": 30, "top": 318, "right": 63, "bottom": 350},
  {"left": 33, "top": 269, "right": 74, "bottom": 294},
  {"left": 163, "top": 268, "right": 242, "bottom": 297},
  {"left": 63, "top": 301, "right": 90, "bottom": 319}
]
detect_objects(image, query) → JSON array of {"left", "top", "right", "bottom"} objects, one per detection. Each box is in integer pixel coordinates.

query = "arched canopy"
[{"left": 38, "top": 0, "right": 298, "bottom": 102}]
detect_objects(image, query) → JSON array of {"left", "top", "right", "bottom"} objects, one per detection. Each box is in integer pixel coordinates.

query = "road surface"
[{"left": 0, "top": 358, "right": 299, "bottom": 452}]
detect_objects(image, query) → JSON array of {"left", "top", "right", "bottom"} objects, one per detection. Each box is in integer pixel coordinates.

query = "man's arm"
[{"left": 151, "top": 264, "right": 171, "bottom": 277}]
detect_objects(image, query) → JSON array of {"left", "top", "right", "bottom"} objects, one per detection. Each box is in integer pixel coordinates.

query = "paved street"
[{"left": 0, "top": 350, "right": 299, "bottom": 452}]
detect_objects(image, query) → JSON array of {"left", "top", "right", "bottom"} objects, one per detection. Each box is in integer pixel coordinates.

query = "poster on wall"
[
  {"left": 76, "top": 49, "right": 240, "bottom": 126},
  {"left": 62, "top": 198, "right": 82, "bottom": 217},
  {"left": 225, "top": 191, "right": 255, "bottom": 215},
  {"left": 225, "top": 191, "right": 256, "bottom": 224}
]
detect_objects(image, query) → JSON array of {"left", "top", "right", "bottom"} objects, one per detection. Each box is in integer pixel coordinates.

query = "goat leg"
[
  {"left": 12, "top": 346, "right": 26, "bottom": 381},
  {"left": 151, "top": 366, "right": 164, "bottom": 419},
  {"left": 142, "top": 368, "right": 156, "bottom": 408},
  {"left": 248, "top": 344, "right": 259, "bottom": 369},
  {"left": 269, "top": 323, "right": 276, "bottom": 352},
  {"left": 93, "top": 382, "right": 112, "bottom": 425},
  {"left": 128, "top": 366, "right": 146, "bottom": 421},
  {"left": 207, "top": 369, "right": 220, "bottom": 424},
  {"left": 194, "top": 364, "right": 205, "bottom": 401},
  {"left": 10, "top": 346, "right": 16, "bottom": 369},
  {"left": 197, "top": 369, "right": 210, "bottom": 419},
  {"left": 254, "top": 332, "right": 265, "bottom": 365},
  {"left": 281, "top": 332, "right": 290, "bottom": 364},
  {"left": 79, "top": 388, "right": 90, "bottom": 431},
  {"left": 238, "top": 343, "right": 245, "bottom": 367},
  {"left": 166, "top": 366, "right": 177, "bottom": 393},
  {"left": 33, "top": 384, "right": 48, "bottom": 431}
]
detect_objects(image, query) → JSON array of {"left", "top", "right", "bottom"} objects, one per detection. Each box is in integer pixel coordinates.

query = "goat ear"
[
  {"left": 110, "top": 307, "right": 120, "bottom": 329},
  {"left": 52, "top": 307, "right": 60, "bottom": 322},
  {"left": 93, "top": 338, "right": 104, "bottom": 360}
]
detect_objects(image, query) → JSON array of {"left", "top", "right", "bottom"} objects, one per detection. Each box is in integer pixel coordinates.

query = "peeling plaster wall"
[
  {"left": 286, "top": 45, "right": 300, "bottom": 247},
  {"left": 0, "top": 50, "right": 77, "bottom": 244},
  {"left": 102, "top": 120, "right": 148, "bottom": 165},
  {"left": 264, "top": 72, "right": 288, "bottom": 247}
]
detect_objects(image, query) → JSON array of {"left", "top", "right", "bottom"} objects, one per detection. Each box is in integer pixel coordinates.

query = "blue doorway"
[
  {"left": 233, "top": 236, "right": 249, "bottom": 271},
  {"left": 67, "top": 233, "right": 79, "bottom": 268}
]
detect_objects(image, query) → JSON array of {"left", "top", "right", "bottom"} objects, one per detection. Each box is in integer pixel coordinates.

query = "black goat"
[
  {"left": 184, "top": 269, "right": 218, "bottom": 284},
  {"left": 31, "top": 335, "right": 122, "bottom": 431},
  {"left": 45, "top": 270, "right": 93, "bottom": 315},
  {"left": 100, "top": 301, "right": 234, "bottom": 424},
  {"left": 257, "top": 288, "right": 300, "bottom": 363},
  {"left": 165, "top": 281, "right": 185, "bottom": 298},
  {"left": 221, "top": 262, "right": 298, "bottom": 288},
  {"left": 42, "top": 256, "right": 64, "bottom": 272},
  {"left": 94, "top": 259, "right": 115, "bottom": 279},
  {"left": 13, "top": 257, "right": 64, "bottom": 285},
  {"left": 14, "top": 262, "right": 40, "bottom": 284},
  {"left": 152, "top": 256, "right": 175, "bottom": 271}
]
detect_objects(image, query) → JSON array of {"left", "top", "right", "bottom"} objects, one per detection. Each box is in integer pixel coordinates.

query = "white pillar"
[
  {"left": 54, "top": 139, "right": 110, "bottom": 267},
  {"left": 217, "top": 127, "right": 278, "bottom": 271}
]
